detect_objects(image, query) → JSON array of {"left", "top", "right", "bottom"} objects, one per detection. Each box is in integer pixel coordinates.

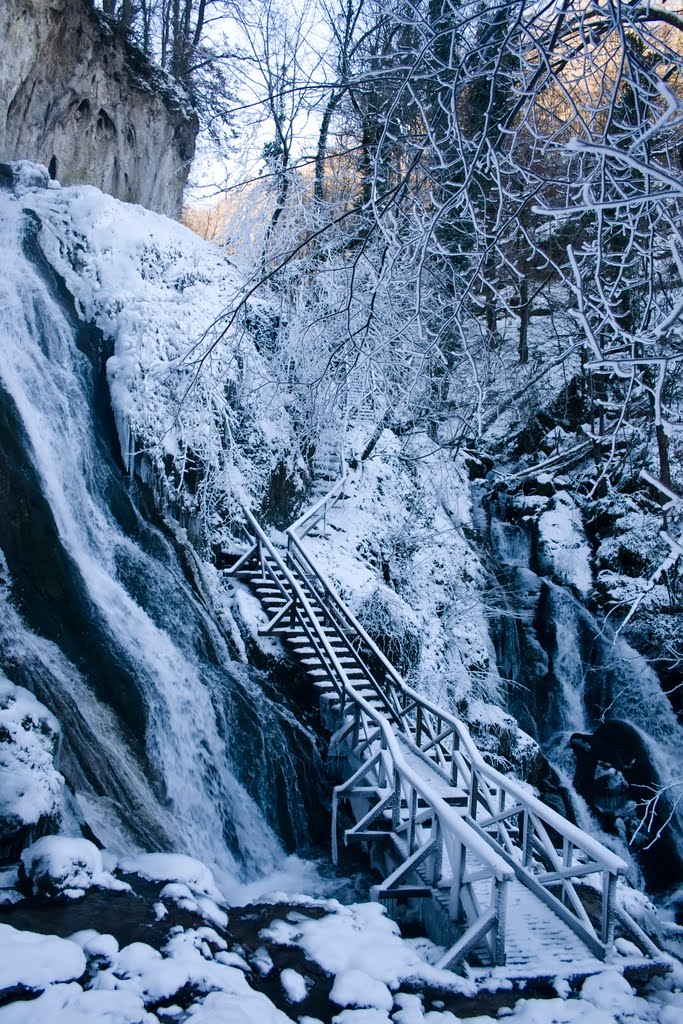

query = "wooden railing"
[
  {"left": 230, "top": 458, "right": 659, "bottom": 968},
  {"left": 232, "top": 509, "right": 513, "bottom": 967},
  {"left": 285, "top": 467, "right": 632, "bottom": 962}
]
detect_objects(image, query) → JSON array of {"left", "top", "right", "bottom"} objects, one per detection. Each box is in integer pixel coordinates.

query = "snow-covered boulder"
[
  {"left": 0, "top": 676, "right": 63, "bottom": 853},
  {"left": 117, "top": 852, "right": 223, "bottom": 902},
  {"left": 537, "top": 490, "right": 592, "bottom": 596},
  {"left": 118, "top": 852, "right": 227, "bottom": 928},
  {"left": 19, "top": 836, "right": 126, "bottom": 899},
  {"left": 0, "top": 924, "right": 85, "bottom": 995},
  {"left": 0, "top": 161, "right": 51, "bottom": 194}
]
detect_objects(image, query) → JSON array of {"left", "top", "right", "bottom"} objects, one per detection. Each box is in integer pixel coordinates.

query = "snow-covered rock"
[
  {"left": 21, "top": 184, "right": 301, "bottom": 551},
  {"left": 259, "top": 900, "right": 473, "bottom": 995},
  {"left": 537, "top": 491, "right": 592, "bottom": 596},
  {"left": 0, "top": 924, "right": 85, "bottom": 993},
  {"left": 0, "top": 982, "right": 156, "bottom": 1023},
  {"left": 19, "top": 836, "right": 127, "bottom": 899},
  {"left": 280, "top": 966, "right": 308, "bottom": 1002},
  {"left": 330, "top": 969, "right": 393, "bottom": 1011},
  {"left": 118, "top": 851, "right": 224, "bottom": 903}
]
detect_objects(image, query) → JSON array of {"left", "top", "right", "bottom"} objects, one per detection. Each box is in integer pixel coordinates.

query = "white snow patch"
[
  {"left": 184, "top": 989, "right": 292, "bottom": 1023},
  {"left": 118, "top": 852, "right": 224, "bottom": 902},
  {"left": 330, "top": 968, "right": 393, "bottom": 1011},
  {"left": 332, "top": 1011, "right": 391, "bottom": 1024},
  {"left": 259, "top": 901, "right": 473, "bottom": 994},
  {"left": 0, "top": 983, "right": 156, "bottom": 1023},
  {"left": 159, "top": 881, "right": 228, "bottom": 929},
  {"left": 280, "top": 967, "right": 308, "bottom": 1003}
]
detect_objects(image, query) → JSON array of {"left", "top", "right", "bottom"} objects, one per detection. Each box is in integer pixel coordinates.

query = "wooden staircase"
[{"left": 227, "top": 467, "right": 669, "bottom": 980}]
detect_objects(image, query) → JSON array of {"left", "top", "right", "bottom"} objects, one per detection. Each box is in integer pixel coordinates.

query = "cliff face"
[{"left": 0, "top": 0, "right": 198, "bottom": 216}]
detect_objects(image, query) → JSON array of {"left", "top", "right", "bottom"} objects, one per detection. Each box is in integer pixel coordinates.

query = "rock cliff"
[{"left": 0, "top": 0, "right": 198, "bottom": 216}]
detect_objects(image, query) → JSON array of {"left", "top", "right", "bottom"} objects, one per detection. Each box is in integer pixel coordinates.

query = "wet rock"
[{"left": 0, "top": 0, "right": 197, "bottom": 215}]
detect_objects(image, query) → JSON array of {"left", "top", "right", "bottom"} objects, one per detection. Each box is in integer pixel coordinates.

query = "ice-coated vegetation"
[{"left": 0, "top": 675, "right": 63, "bottom": 834}]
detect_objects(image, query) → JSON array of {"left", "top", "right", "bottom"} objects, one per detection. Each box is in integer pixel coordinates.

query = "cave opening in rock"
[{"left": 48, "top": 156, "right": 57, "bottom": 180}]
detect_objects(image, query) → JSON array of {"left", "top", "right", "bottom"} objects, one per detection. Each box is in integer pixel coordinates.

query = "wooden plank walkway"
[{"left": 227, "top": 466, "right": 669, "bottom": 980}]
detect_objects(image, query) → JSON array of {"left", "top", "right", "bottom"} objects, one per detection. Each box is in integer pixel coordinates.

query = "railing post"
[
  {"left": 392, "top": 770, "right": 401, "bottom": 831},
  {"left": 416, "top": 705, "right": 423, "bottom": 747},
  {"left": 289, "top": 594, "right": 297, "bottom": 628},
  {"left": 601, "top": 871, "right": 617, "bottom": 947},
  {"left": 562, "top": 838, "right": 573, "bottom": 907},
  {"left": 492, "top": 878, "right": 508, "bottom": 967},
  {"left": 469, "top": 772, "right": 479, "bottom": 820},
  {"left": 451, "top": 732, "right": 459, "bottom": 787},
  {"left": 429, "top": 815, "right": 442, "bottom": 885},
  {"left": 522, "top": 810, "right": 533, "bottom": 867},
  {"left": 352, "top": 703, "right": 361, "bottom": 748},
  {"left": 407, "top": 787, "right": 417, "bottom": 854},
  {"left": 449, "top": 840, "right": 464, "bottom": 922},
  {"left": 378, "top": 732, "right": 387, "bottom": 787}
]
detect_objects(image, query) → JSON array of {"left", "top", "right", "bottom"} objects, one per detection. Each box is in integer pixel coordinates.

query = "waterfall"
[{"left": 0, "top": 191, "right": 317, "bottom": 890}]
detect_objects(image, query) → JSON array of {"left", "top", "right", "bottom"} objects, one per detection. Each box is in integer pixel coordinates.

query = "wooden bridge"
[{"left": 228, "top": 470, "right": 668, "bottom": 980}]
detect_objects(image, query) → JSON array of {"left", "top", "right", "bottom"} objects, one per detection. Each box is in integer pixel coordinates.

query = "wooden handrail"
[
  {"left": 279, "top": 460, "right": 628, "bottom": 959},
  {"left": 241, "top": 508, "right": 513, "bottom": 887},
  {"left": 232, "top": 451, "right": 639, "bottom": 965},
  {"left": 286, "top": 481, "right": 627, "bottom": 881}
]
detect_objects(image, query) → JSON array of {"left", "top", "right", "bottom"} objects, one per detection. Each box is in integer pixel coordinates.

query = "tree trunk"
[
  {"left": 656, "top": 423, "right": 672, "bottom": 493},
  {"left": 517, "top": 276, "right": 529, "bottom": 364},
  {"left": 315, "top": 91, "right": 343, "bottom": 204}
]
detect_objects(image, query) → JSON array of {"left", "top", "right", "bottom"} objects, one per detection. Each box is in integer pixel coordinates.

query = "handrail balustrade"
[
  {"left": 285, "top": 466, "right": 630, "bottom": 960},
  {"left": 229, "top": 453, "right": 659, "bottom": 970}
]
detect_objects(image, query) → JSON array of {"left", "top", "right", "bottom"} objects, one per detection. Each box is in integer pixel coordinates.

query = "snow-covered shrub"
[
  {"left": 0, "top": 676, "right": 63, "bottom": 851},
  {"left": 356, "top": 587, "right": 422, "bottom": 678}
]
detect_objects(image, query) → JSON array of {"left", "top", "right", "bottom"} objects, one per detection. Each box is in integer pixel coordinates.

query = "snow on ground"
[
  {"left": 0, "top": 674, "right": 63, "bottom": 833},
  {"left": 259, "top": 899, "right": 474, "bottom": 996},
  {"left": 1, "top": 906, "right": 682, "bottom": 1024}
]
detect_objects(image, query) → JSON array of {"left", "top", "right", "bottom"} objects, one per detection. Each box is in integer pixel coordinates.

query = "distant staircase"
[
  {"left": 310, "top": 428, "right": 343, "bottom": 499},
  {"left": 227, "top": 472, "right": 669, "bottom": 981}
]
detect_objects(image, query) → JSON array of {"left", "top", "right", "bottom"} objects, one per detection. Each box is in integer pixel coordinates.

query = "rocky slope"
[{"left": 0, "top": 0, "right": 197, "bottom": 215}]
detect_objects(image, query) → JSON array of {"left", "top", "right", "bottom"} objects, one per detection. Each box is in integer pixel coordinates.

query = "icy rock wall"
[
  {"left": 0, "top": 0, "right": 197, "bottom": 216},
  {"left": 483, "top": 482, "right": 683, "bottom": 890}
]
